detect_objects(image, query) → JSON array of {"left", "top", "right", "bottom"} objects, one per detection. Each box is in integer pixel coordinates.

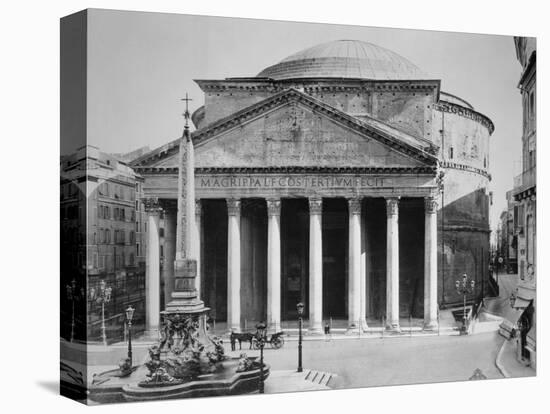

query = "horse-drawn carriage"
[{"left": 230, "top": 331, "right": 285, "bottom": 351}]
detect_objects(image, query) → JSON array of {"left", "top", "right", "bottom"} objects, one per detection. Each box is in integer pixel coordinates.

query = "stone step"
[{"left": 304, "top": 369, "right": 335, "bottom": 387}]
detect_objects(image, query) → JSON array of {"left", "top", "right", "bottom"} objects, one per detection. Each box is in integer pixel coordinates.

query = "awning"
[
  {"left": 498, "top": 307, "right": 524, "bottom": 339},
  {"left": 513, "top": 296, "right": 532, "bottom": 309},
  {"left": 517, "top": 285, "right": 536, "bottom": 301}
]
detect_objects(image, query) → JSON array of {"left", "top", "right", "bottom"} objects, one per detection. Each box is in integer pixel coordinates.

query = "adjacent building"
[
  {"left": 130, "top": 40, "right": 493, "bottom": 334},
  {"left": 506, "top": 37, "right": 536, "bottom": 365},
  {"left": 61, "top": 145, "right": 147, "bottom": 342}
]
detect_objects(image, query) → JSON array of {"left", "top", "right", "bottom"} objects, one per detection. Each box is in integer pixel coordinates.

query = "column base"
[
  {"left": 385, "top": 323, "right": 401, "bottom": 333},
  {"left": 269, "top": 323, "right": 282, "bottom": 333},
  {"left": 423, "top": 321, "right": 439, "bottom": 331},
  {"left": 345, "top": 325, "right": 359, "bottom": 335},
  {"left": 142, "top": 329, "right": 161, "bottom": 342},
  {"left": 228, "top": 326, "right": 242, "bottom": 334},
  {"left": 307, "top": 327, "right": 324, "bottom": 336}
]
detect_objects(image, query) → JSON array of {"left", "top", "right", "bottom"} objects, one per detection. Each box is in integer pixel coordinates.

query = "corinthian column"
[
  {"left": 424, "top": 196, "right": 439, "bottom": 330},
  {"left": 266, "top": 198, "right": 281, "bottom": 332},
  {"left": 227, "top": 198, "right": 241, "bottom": 332},
  {"left": 386, "top": 197, "right": 400, "bottom": 332},
  {"left": 347, "top": 197, "right": 362, "bottom": 333},
  {"left": 144, "top": 197, "right": 162, "bottom": 334},
  {"left": 308, "top": 197, "right": 323, "bottom": 334}
]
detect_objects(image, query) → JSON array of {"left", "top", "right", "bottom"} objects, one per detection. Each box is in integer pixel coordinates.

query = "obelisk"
[{"left": 164, "top": 94, "right": 207, "bottom": 314}]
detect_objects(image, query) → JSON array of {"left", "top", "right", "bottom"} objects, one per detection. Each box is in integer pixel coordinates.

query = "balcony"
[{"left": 512, "top": 166, "right": 536, "bottom": 197}]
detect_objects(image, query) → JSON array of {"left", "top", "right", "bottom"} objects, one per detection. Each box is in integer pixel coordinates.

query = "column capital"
[
  {"left": 195, "top": 199, "right": 202, "bottom": 217},
  {"left": 266, "top": 198, "right": 281, "bottom": 216},
  {"left": 424, "top": 196, "right": 438, "bottom": 214},
  {"left": 385, "top": 197, "right": 400, "bottom": 217},
  {"left": 143, "top": 197, "right": 162, "bottom": 214},
  {"left": 227, "top": 198, "right": 241, "bottom": 216},
  {"left": 347, "top": 197, "right": 362, "bottom": 215},
  {"left": 308, "top": 197, "right": 323, "bottom": 215}
]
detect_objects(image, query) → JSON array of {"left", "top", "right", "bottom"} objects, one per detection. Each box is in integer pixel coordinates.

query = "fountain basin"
[{"left": 90, "top": 358, "right": 269, "bottom": 404}]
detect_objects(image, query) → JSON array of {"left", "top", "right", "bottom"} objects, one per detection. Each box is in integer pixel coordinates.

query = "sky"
[{"left": 84, "top": 9, "right": 524, "bottom": 232}]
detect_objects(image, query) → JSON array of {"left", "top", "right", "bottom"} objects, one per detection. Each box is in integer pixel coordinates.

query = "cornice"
[
  {"left": 195, "top": 78, "right": 440, "bottom": 94},
  {"left": 439, "top": 161, "right": 491, "bottom": 180},
  {"left": 133, "top": 165, "right": 438, "bottom": 175},
  {"left": 436, "top": 100, "right": 495, "bottom": 135}
]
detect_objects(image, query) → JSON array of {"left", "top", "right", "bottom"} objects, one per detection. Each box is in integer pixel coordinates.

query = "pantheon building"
[{"left": 131, "top": 40, "right": 493, "bottom": 334}]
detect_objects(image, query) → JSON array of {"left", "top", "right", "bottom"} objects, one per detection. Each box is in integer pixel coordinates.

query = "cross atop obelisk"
[{"left": 181, "top": 93, "right": 192, "bottom": 142}]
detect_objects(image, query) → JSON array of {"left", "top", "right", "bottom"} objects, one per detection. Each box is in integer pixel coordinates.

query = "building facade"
[
  {"left": 131, "top": 40, "right": 493, "bottom": 334},
  {"left": 61, "top": 146, "right": 148, "bottom": 342},
  {"left": 509, "top": 36, "right": 536, "bottom": 365},
  {"left": 496, "top": 190, "right": 518, "bottom": 274}
]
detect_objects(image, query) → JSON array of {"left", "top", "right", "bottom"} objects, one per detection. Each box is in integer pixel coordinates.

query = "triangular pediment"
[{"left": 133, "top": 88, "right": 438, "bottom": 170}]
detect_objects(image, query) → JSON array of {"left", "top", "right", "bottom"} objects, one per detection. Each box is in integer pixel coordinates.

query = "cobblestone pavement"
[{"left": 231, "top": 330, "right": 505, "bottom": 390}]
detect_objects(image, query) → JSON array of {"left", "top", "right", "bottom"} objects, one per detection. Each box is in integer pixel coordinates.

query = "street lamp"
[
  {"left": 455, "top": 273, "right": 475, "bottom": 335},
  {"left": 89, "top": 279, "right": 112, "bottom": 346},
  {"left": 296, "top": 302, "right": 304, "bottom": 373},
  {"left": 255, "top": 322, "right": 267, "bottom": 394},
  {"left": 125, "top": 306, "right": 135, "bottom": 367},
  {"left": 66, "top": 279, "right": 77, "bottom": 342}
]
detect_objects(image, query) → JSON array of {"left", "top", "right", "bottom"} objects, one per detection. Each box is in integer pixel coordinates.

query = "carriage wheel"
[{"left": 271, "top": 336, "right": 284, "bottom": 349}]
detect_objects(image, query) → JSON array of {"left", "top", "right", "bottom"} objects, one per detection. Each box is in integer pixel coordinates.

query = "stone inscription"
[{"left": 199, "top": 175, "right": 392, "bottom": 189}]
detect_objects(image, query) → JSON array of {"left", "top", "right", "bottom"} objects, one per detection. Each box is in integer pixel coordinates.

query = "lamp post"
[
  {"left": 90, "top": 280, "right": 112, "bottom": 345},
  {"left": 296, "top": 302, "right": 304, "bottom": 373},
  {"left": 125, "top": 306, "right": 135, "bottom": 367},
  {"left": 65, "top": 279, "right": 77, "bottom": 342},
  {"left": 455, "top": 273, "right": 475, "bottom": 335},
  {"left": 255, "top": 322, "right": 267, "bottom": 394}
]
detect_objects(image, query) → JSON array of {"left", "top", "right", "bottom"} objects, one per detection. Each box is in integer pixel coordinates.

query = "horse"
[{"left": 230, "top": 332, "right": 254, "bottom": 351}]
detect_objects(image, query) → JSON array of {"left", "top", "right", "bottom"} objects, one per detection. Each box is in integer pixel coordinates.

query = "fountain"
[{"left": 89, "top": 96, "right": 268, "bottom": 404}]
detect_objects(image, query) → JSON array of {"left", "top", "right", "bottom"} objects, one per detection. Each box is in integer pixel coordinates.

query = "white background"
[{"left": 0, "top": 0, "right": 547, "bottom": 413}]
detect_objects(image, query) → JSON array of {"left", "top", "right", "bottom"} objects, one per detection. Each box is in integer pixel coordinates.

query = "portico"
[{"left": 141, "top": 166, "right": 440, "bottom": 333}]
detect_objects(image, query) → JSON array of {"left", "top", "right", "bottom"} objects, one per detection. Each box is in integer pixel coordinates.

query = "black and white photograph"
[
  {"left": 58, "top": 7, "right": 539, "bottom": 404},
  {"left": 2, "top": 1, "right": 547, "bottom": 412}
]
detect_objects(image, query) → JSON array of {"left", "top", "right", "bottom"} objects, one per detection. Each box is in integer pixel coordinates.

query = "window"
[
  {"left": 135, "top": 200, "right": 139, "bottom": 211},
  {"left": 529, "top": 90, "right": 535, "bottom": 120},
  {"left": 130, "top": 231, "right": 135, "bottom": 244},
  {"left": 106, "top": 229, "right": 111, "bottom": 244},
  {"left": 105, "top": 206, "right": 110, "bottom": 219},
  {"left": 449, "top": 147, "right": 454, "bottom": 159},
  {"left": 136, "top": 243, "right": 140, "bottom": 257}
]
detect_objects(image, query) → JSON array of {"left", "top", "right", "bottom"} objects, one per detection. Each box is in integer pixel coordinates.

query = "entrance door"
[
  {"left": 322, "top": 199, "right": 348, "bottom": 320},
  {"left": 281, "top": 199, "right": 309, "bottom": 320}
]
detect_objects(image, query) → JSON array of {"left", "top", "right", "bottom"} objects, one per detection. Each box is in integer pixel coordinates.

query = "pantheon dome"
[{"left": 257, "top": 39, "right": 429, "bottom": 80}]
